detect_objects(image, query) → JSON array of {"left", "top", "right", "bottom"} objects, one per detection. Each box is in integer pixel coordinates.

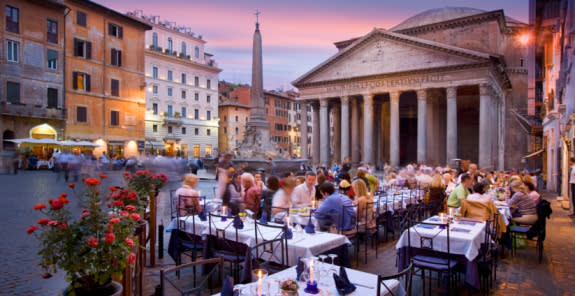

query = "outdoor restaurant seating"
[
  {"left": 377, "top": 262, "right": 414, "bottom": 296},
  {"left": 160, "top": 257, "right": 224, "bottom": 296},
  {"left": 253, "top": 220, "right": 289, "bottom": 272},
  {"left": 510, "top": 199, "right": 552, "bottom": 263},
  {"left": 207, "top": 212, "right": 248, "bottom": 283}
]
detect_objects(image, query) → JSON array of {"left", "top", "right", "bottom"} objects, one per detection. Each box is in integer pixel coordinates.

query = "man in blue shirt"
[{"left": 314, "top": 182, "right": 356, "bottom": 232}]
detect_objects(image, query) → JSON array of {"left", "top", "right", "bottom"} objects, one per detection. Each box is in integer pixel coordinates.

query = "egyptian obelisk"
[{"left": 237, "top": 11, "right": 277, "bottom": 158}]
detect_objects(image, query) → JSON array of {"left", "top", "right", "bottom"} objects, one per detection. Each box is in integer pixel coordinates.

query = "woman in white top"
[
  {"left": 271, "top": 177, "right": 297, "bottom": 221},
  {"left": 466, "top": 181, "right": 492, "bottom": 203},
  {"left": 352, "top": 179, "right": 376, "bottom": 232},
  {"left": 174, "top": 174, "right": 201, "bottom": 216}
]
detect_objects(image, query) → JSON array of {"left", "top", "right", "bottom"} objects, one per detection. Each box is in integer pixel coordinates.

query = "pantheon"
[{"left": 293, "top": 7, "right": 529, "bottom": 170}]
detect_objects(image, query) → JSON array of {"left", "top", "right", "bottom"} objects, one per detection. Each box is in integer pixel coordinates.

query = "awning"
[
  {"left": 146, "top": 140, "right": 165, "bottom": 148},
  {"left": 523, "top": 149, "right": 544, "bottom": 159}
]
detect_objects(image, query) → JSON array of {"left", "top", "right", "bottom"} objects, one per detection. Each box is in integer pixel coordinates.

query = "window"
[
  {"left": 520, "top": 58, "right": 524, "bottom": 67},
  {"left": 152, "top": 32, "right": 158, "bottom": 48},
  {"left": 181, "top": 90, "right": 186, "bottom": 99},
  {"left": 194, "top": 76, "right": 199, "bottom": 87},
  {"left": 207, "top": 95, "right": 211, "bottom": 103},
  {"left": 224, "top": 127, "right": 227, "bottom": 134},
  {"left": 194, "top": 128, "right": 199, "bottom": 135},
  {"left": 152, "top": 103, "right": 158, "bottom": 115},
  {"left": 47, "top": 88, "right": 58, "bottom": 108},
  {"left": 205, "top": 145, "right": 212, "bottom": 157},
  {"left": 77, "top": 106, "right": 87, "bottom": 122},
  {"left": 235, "top": 127, "right": 238, "bottom": 135},
  {"left": 235, "top": 116, "right": 238, "bottom": 122},
  {"left": 111, "top": 79, "right": 119, "bottom": 96},
  {"left": 167, "top": 87, "right": 173, "bottom": 97},
  {"left": 111, "top": 110, "right": 119, "bottom": 126},
  {"left": 6, "top": 5, "right": 19, "bottom": 34},
  {"left": 108, "top": 23, "right": 123, "bottom": 39},
  {"left": 194, "top": 46, "right": 199, "bottom": 58},
  {"left": 206, "top": 110, "right": 211, "bottom": 120},
  {"left": 152, "top": 124, "right": 158, "bottom": 133},
  {"left": 181, "top": 42, "right": 186, "bottom": 56},
  {"left": 6, "top": 40, "right": 19, "bottom": 62},
  {"left": 7, "top": 82, "right": 20, "bottom": 103},
  {"left": 47, "top": 49, "right": 57, "bottom": 70},
  {"left": 73, "top": 38, "right": 92, "bottom": 59},
  {"left": 207, "top": 79, "right": 211, "bottom": 89},
  {"left": 224, "top": 116, "right": 227, "bottom": 121},
  {"left": 111, "top": 48, "right": 122, "bottom": 66},
  {"left": 152, "top": 67, "right": 158, "bottom": 79},
  {"left": 194, "top": 109, "right": 199, "bottom": 120},
  {"left": 167, "top": 105, "right": 173, "bottom": 116},
  {"left": 207, "top": 129, "right": 211, "bottom": 136},
  {"left": 76, "top": 11, "right": 87, "bottom": 27},
  {"left": 181, "top": 73, "right": 186, "bottom": 84},
  {"left": 47, "top": 19, "right": 58, "bottom": 44},
  {"left": 181, "top": 107, "right": 186, "bottom": 117},
  {"left": 194, "top": 93, "right": 199, "bottom": 101},
  {"left": 167, "top": 38, "right": 173, "bottom": 53},
  {"left": 167, "top": 126, "right": 172, "bottom": 134},
  {"left": 167, "top": 70, "right": 173, "bottom": 81},
  {"left": 153, "top": 85, "right": 158, "bottom": 94},
  {"left": 193, "top": 144, "right": 200, "bottom": 158},
  {"left": 182, "top": 127, "right": 186, "bottom": 134},
  {"left": 73, "top": 72, "right": 91, "bottom": 91}
]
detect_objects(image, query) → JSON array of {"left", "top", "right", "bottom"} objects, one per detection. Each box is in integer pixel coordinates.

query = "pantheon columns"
[
  {"left": 362, "top": 94, "right": 374, "bottom": 165},
  {"left": 389, "top": 91, "right": 400, "bottom": 167},
  {"left": 445, "top": 87, "right": 458, "bottom": 163},
  {"left": 417, "top": 89, "right": 427, "bottom": 163},
  {"left": 340, "top": 96, "right": 350, "bottom": 163}
]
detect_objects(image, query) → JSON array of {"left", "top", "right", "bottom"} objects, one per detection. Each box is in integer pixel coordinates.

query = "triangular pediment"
[{"left": 293, "top": 29, "right": 493, "bottom": 86}]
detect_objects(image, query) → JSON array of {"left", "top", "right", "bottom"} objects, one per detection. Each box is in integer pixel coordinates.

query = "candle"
[
  {"left": 222, "top": 206, "right": 227, "bottom": 216},
  {"left": 257, "top": 270, "right": 262, "bottom": 296},
  {"left": 310, "top": 259, "right": 314, "bottom": 283},
  {"left": 312, "top": 200, "right": 316, "bottom": 209},
  {"left": 198, "top": 190, "right": 201, "bottom": 197},
  {"left": 448, "top": 207, "right": 453, "bottom": 218},
  {"left": 439, "top": 213, "right": 445, "bottom": 223},
  {"left": 285, "top": 215, "right": 290, "bottom": 227}
]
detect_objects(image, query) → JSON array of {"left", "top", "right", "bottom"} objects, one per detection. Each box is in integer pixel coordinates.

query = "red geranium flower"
[
  {"left": 27, "top": 225, "right": 38, "bottom": 234},
  {"left": 85, "top": 178, "right": 101, "bottom": 186},
  {"left": 130, "top": 213, "right": 141, "bottom": 221},
  {"left": 136, "top": 170, "right": 144, "bottom": 175},
  {"left": 42, "top": 273, "right": 52, "bottom": 279},
  {"left": 120, "top": 211, "right": 129, "bottom": 217},
  {"left": 125, "top": 237, "right": 134, "bottom": 248},
  {"left": 128, "top": 253, "right": 136, "bottom": 265},
  {"left": 109, "top": 217, "right": 121, "bottom": 225},
  {"left": 112, "top": 200, "right": 124, "bottom": 207},
  {"left": 34, "top": 204, "right": 46, "bottom": 210},
  {"left": 99, "top": 173, "right": 108, "bottom": 179},
  {"left": 60, "top": 193, "right": 68, "bottom": 198},
  {"left": 87, "top": 237, "right": 98, "bottom": 248},
  {"left": 105, "top": 233, "right": 115, "bottom": 244},
  {"left": 128, "top": 192, "right": 137, "bottom": 200},
  {"left": 109, "top": 186, "right": 117, "bottom": 192},
  {"left": 125, "top": 205, "right": 136, "bottom": 212},
  {"left": 50, "top": 200, "right": 63, "bottom": 210},
  {"left": 58, "top": 223, "right": 67, "bottom": 229},
  {"left": 37, "top": 218, "right": 50, "bottom": 225},
  {"left": 68, "top": 183, "right": 75, "bottom": 188},
  {"left": 48, "top": 220, "right": 59, "bottom": 226},
  {"left": 58, "top": 196, "right": 69, "bottom": 205}
]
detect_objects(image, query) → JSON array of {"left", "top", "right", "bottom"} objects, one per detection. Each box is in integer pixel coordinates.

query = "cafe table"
[
  {"left": 212, "top": 261, "right": 403, "bottom": 296},
  {"left": 395, "top": 216, "right": 487, "bottom": 290}
]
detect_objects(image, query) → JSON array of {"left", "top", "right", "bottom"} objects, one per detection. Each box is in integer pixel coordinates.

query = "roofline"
[
  {"left": 145, "top": 49, "right": 222, "bottom": 73},
  {"left": 29, "top": 0, "right": 68, "bottom": 10},
  {"left": 66, "top": 0, "right": 152, "bottom": 30},
  {"left": 131, "top": 15, "right": 207, "bottom": 44}
]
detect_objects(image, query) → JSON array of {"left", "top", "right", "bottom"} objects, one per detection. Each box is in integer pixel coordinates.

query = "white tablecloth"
[
  {"left": 395, "top": 216, "right": 486, "bottom": 261},
  {"left": 171, "top": 216, "right": 350, "bottom": 266},
  {"left": 375, "top": 189, "right": 424, "bottom": 214},
  {"left": 213, "top": 261, "right": 402, "bottom": 296},
  {"left": 496, "top": 206, "right": 512, "bottom": 226}
]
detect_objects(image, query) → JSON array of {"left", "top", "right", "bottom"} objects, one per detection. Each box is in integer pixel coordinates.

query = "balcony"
[
  {"left": 163, "top": 134, "right": 182, "bottom": 142},
  {"left": 1, "top": 102, "right": 66, "bottom": 120},
  {"left": 162, "top": 115, "right": 183, "bottom": 126}
]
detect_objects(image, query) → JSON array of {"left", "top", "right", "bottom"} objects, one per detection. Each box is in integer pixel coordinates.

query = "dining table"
[{"left": 212, "top": 261, "right": 403, "bottom": 296}]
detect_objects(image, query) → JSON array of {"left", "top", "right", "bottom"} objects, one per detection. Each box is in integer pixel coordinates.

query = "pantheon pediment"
[{"left": 293, "top": 28, "right": 497, "bottom": 87}]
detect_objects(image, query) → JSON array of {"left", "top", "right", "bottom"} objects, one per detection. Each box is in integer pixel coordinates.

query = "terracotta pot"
[
  {"left": 281, "top": 290, "right": 298, "bottom": 296},
  {"left": 63, "top": 281, "right": 122, "bottom": 296}
]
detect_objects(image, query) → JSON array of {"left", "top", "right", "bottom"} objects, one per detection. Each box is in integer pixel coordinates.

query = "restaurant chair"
[
  {"left": 376, "top": 194, "right": 394, "bottom": 242},
  {"left": 342, "top": 204, "right": 359, "bottom": 266},
  {"left": 207, "top": 212, "right": 247, "bottom": 283},
  {"left": 478, "top": 217, "right": 496, "bottom": 294},
  {"left": 254, "top": 221, "right": 289, "bottom": 272},
  {"left": 270, "top": 206, "right": 290, "bottom": 223},
  {"left": 377, "top": 262, "right": 414, "bottom": 296},
  {"left": 160, "top": 257, "right": 224, "bottom": 296},
  {"left": 169, "top": 189, "right": 177, "bottom": 218},
  {"left": 407, "top": 220, "right": 458, "bottom": 296},
  {"left": 358, "top": 201, "right": 379, "bottom": 264},
  {"left": 174, "top": 195, "right": 204, "bottom": 267},
  {"left": 313, "top": 211, "right": 341, "bottom": 234},
  {"left": 510, "top": 199, "right": 551, "bottom": 264}
]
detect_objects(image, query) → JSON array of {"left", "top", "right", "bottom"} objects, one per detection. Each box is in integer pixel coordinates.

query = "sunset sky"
[{"left": 94, "top": 0, "right": 528, "bottom": 90}]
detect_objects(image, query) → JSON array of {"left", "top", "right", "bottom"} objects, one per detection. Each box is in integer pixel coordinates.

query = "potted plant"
[
  {"left": 122, "top": 170, "right": 168, "bottom": 211},
  {"left": 27, "top": 175, "right": 140, "bottom": 296},
  {"left": 280, "top": 279, "right": 299, "bottom": 296}
]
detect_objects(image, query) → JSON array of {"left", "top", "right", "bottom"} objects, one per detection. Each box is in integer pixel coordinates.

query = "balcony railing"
[
  {"left": 162, "top": 115, "right": 183, "bottom": 125},
  {"left": 1, "top": 102, "right": 66, "bottom": 120}
]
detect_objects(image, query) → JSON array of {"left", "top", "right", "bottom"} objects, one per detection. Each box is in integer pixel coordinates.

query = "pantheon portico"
[{"left": 293, "top": 7, "right": 528, "bottom": 170}]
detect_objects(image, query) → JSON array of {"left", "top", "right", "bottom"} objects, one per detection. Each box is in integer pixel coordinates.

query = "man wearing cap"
[{"left": 292, "top": 171, "right": 316, "bottom": 208}]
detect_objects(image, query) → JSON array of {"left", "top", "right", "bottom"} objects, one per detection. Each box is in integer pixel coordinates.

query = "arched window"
[
  {"left": 152, "top": 32, "right": 158, "bottom": 48},
  {"left": 167, "top": 38, "right": 173, "bottom": 53},
  {"left": 181, "top": 42, "right": 186, "bottom": 56},
  {"left": 194, "top": 46, "right": 199, "bottom": 58}
]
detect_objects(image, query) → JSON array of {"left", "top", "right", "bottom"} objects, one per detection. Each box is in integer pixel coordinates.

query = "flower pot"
[
  {"left": 63, "top": 281, "right": 122, "bottom": 296},
  {"left": 282, "top": 290, "right": 298, "bottom": 296}
]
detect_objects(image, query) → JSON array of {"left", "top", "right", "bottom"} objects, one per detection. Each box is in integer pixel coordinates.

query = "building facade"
[
  {"left": 63, "top": 0, "right": 151, "bottom": 158},
  {"left": 129, "top": 12, "right": 221, "bottom": 159},
  {"left": 293, "top": 7, "right": 530, "bottom": 169},
  {"left": 1, "top": 0, "right": 67, "bottom": 151}
]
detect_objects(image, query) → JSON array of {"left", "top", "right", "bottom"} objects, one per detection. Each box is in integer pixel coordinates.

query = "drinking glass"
[{"left": 328, "top": 254, "right": 338, "bottom": 270}]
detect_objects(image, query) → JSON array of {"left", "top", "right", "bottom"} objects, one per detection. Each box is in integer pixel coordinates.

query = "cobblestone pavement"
[{"left": 0, "top": 169, "right": 215, "bottom": 296}]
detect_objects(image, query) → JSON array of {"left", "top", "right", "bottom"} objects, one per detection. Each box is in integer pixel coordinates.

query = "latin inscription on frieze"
[{"left": 325, "top": 74, "right": 444, "bottom": 93}]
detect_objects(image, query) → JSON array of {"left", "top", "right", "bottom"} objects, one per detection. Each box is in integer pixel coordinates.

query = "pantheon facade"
[{"left": 293, "top": 7, "right": 529, "bottom": 170}]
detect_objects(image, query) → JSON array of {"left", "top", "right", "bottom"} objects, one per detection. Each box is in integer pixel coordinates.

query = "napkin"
[
  {"left": 417, "top": 224, "right": 436, "bottom": 229},
  {"left": 458, "top": 221, "right": 477, "bottom": 226},
  {"left": 283, "top": 227, "right": 293, "bottom": 239},
  {"left": 451, "top": 227, "right": 471, "bottom": 233},
  {"left": 233, "top": 215, "right": 244, "bottom": 229},
  {"left": 259, "top": 212, "right": 268, "bottom": 224},
  {"left": 427, "top": 217, "right": 441, "bottom": 222},
  {"left": 198, "top": 209, "right": 207, "bottom": 222},
  {"left": 305, "top": 219, "right": 315, "bottom": 234},
  {"left": 333, "top": 266, "right": 356, "bottom": 294},
  {"left": 296, "top": 257, "right": 304, "bottom": 281},
  {"left": 221, "top": 276, "right": 234, "bottom": 296}
]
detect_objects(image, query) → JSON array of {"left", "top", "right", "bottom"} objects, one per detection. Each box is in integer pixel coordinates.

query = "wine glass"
[
  {"left": 328, "top": 254, "right": 338, "bottom": 270},
  {"left": 318, "top": 254, "right": 328, "bottom": 265}
]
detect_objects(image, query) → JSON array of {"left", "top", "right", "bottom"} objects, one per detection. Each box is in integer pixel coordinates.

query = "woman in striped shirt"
[{"left": 508, "top": 179, "right": 537, "bottom": 224}]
